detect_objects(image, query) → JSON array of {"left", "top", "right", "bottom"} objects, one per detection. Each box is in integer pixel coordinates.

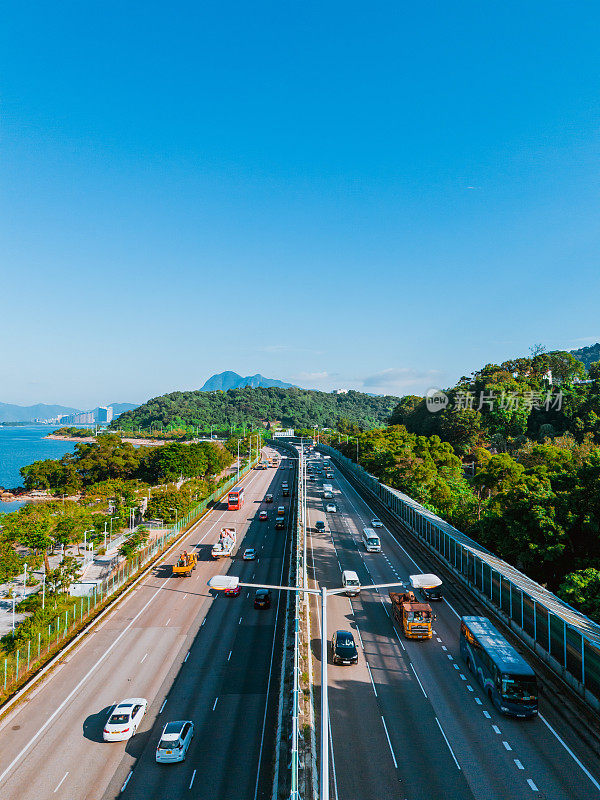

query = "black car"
[
  {"left": 315, "top": 520, "right": 326, "bottom": 532},
  {"left": 421, "top": 586, "right": 443, "bottom": 601},
  {"left": 332, "top": 630, "right": 358, "bottom": 665},
  {"left": 254, "top": 589, "right": 272, "bottom": 609}
]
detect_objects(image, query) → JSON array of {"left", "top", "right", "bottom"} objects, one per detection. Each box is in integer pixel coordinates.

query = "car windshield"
[
  {"left": 346, "top": 579, "right": 359, "bottom": 587},
  {"left": 501, "top": 675, "right": 537, "bottom": 701},
  {"left": 158, "top": 738, "right": 179, "bottom": 749},
  {"left": 109, "top": 713, "right": 130, "bottom": 724},
  {"left": 367, "top": 538, "right": 379, "bottom": 545}
]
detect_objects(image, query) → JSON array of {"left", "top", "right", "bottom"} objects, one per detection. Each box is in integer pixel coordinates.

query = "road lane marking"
[
  {"left": 184, "top": 651, "right": 190, "bottom": 662},
  {"left": 435, "top": 717, "right": 461, "bottom": 770},
  {"left": 121, "top": 771, "right": 133, "bottom": 792},
  {"left": 165, "top": 617, "right": 171, "bottom": 626},
  {"left": 437, "top": 637, "right": 442, "bottom": 642},
  {"left": 483, "top": 710, "right": 491, "bottom": 718},
  {"left": 503, "top": 741, "right": 512, "bottom": 751},
  {"left": 381, "top": 716, "right": 398, "bottom": 769},
  {"left": 0, "top": 570, "right": 176, "bottom": 788},
  {"left": 356, "top": 627, "right": 364, "bottom": 649},
  {"left": 189, "top": 769, "right": 197, "bottom": 788},
  {"left": 53, "top": 772, "right": 68, "bottom": 792},
  {"left": 527, "top": 778, "right": 538, "bottom": 791},
  {"left": 228, "top": 650, "right": 232, "bottom": 661},
  {"left": 447, "top": 654, "right": 453, "bottom": 660},
  {"left": 467, "top": 684, "right": 474, "bottom": 691},
  {"left": 539, "top": 712, "right": 600, "bottom": 791},
  {"left": 366, "top": 662, "right": 378, "bottom": 697},
  {"left": 441, "top": 645, "right": 447, "bottom": 651},
  {"left": 239, "top": 616, "right": 243, "bottom": 625},
  {"left": 183, "top": 594, "right": 188, "bottom": 599},
  {"left": 201, "top": 618, "right": 206, "bottom": 626},
  {"left": 409, "top": 663, "right": 428, "bottom": 698},
  {"left": 453, "top": 664, "right": 460, "bottom": 670},
  {"left": 459, "top": 674, "right": 466, "bottom": 680},
  {"left": 213, "top": 697, "right": 219, "bottom": 711},
  {"left": 492, "top": 725, "right": 501, "bottom": 734},
  {"left": 475, "top": 697, "right": 482, "bottom": 705},
  {"left": 514, "top": 759, "right": 524, "bottom": 770},
  {"left": 159, "top": 699, "right": 167, "bottom": 712},
  {"left": 140, "top": 653, "right": 148, "bottom": 663}
]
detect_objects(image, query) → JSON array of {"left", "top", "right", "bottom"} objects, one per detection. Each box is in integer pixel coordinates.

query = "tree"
[
  {"left": 558, "top": 569, "right": 600, "bottom": 621},
  {"left": 119, "top": 528, "right": 150, "bottom": 560}
]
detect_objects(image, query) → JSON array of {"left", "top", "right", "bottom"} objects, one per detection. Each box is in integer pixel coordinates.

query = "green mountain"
[
  {"left": 200, "top": 371, "right": 295, "bottom": 391},
  {"left": 112, "top": 386, "right": 399, "bottom": 431},
  {"left": 570, "top": 343, "right": 600, "bottom": 371}
]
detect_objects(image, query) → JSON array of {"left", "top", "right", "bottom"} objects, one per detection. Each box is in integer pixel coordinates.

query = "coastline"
[{"left": 44, "top": 434, "right": 168, "bottom": 447}]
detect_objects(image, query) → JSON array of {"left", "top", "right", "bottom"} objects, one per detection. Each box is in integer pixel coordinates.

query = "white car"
[
  {"left": 156, "top": 720, "right": 195, "bottom": 763},
  {"left": 326, "top": 503, "right": 337, "bottom": 513},
  {"left": 103, "top": 698, "right": 147, "bottom": 741},
  {"left": 371, "top": 518, "right": 383, "bottom": 528},
  {"left": 243, "top": 548, "right": 256, "bottom": 560}
]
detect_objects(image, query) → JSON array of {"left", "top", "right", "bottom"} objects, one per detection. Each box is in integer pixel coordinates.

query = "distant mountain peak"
[{"left": 200, "top": 372, "right": 295, "bottom": 391}]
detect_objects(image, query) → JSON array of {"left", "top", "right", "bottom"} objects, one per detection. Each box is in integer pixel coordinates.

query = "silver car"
[{"left": 156, "top": 720, "right": 194, "bottom": 763}]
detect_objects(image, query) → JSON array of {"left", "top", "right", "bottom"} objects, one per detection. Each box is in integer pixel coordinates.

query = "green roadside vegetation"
[
  {"left": 331, "top": 349, "right": 600, "bottom": 621},
  {"left": 0, "top": 434, "right": 239, "bottom": 588}
]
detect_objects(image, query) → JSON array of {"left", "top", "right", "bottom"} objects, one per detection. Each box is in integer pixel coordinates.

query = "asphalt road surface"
[
  {"left": 305, "top": 453, "right": 600, "bottom": 800},
  {"left": 0, "top": 449, "right": 291, "bottom": 800}
]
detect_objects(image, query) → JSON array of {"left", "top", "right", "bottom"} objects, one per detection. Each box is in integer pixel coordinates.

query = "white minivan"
[
  {"left": 342, "top": 570, "right": 361, "bottom": 596},
  {"left": 361, "top": 528, "right": 381, "bottom": 552}
]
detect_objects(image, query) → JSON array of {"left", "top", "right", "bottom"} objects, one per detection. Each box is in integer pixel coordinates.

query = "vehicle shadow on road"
[{"left": 83, "top": 706, "right": 114, "bottom": 742}]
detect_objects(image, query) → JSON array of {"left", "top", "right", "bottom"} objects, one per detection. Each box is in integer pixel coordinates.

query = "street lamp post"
[
  {"left": 22, "top": 563, "right": 28, "bottom": 598},
  {"left": 12, "top": 596, "right": 16, "bottom": 631},
  {"left": 207, "top": 575, "right": 405, "bottom": 800},
  {"left": 42, "top": 570, "right": 46, "bottom": 610},
  {"left": 237, "top": 439, "right": 241, "bottom": 484}
]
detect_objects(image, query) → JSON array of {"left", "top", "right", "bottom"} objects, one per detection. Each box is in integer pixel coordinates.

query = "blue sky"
[{"left": 2, "top": 1, "right": 600, "bottom": 408}]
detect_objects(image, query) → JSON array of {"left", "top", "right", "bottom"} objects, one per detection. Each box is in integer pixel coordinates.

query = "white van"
[
  {"left": 342, "top": 570, "right": 361, "bottom": 596},
  {"left": 361, "top": 528, "right": 381, "bottom": 552}
]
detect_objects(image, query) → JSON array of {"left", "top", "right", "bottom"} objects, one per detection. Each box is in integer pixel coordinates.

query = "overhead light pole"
[{"left": 207, "top": 575, "right": 405, "bottom": 800}]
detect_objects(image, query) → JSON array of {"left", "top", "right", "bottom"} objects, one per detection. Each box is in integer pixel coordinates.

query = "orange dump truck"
[
  {"left": 389, "top": 590, "right": 433, "bottom": 640},
  {"left": 172, "top": 551, "right": 197, "bottom": 577}
]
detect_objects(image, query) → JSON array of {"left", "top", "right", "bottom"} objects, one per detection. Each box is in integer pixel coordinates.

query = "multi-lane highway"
[
  {"left": 0, "top": 450, "right": 292, "bottom": 800},
  {"left": 305, "top": 451, "right": 600, "bottom": 800}
]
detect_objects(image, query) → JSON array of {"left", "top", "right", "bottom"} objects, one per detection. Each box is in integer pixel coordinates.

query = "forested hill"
[
  {"left": 571, "top": 342, "right": 600, "bottom": 370},
  {"left": 111, "top": 387, "right": 399, "bottom": 431}
]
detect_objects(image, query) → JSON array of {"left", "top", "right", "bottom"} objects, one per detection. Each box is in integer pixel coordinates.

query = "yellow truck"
[
  {"left": 172, "top": 551, "right": 197, "bottom": 577},
  {"left": 389, "top": 590, "right": 433, "bottom": 640}
]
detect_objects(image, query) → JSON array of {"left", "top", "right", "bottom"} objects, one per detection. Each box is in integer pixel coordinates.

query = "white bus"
[{"left": 361, "top": 528, "right": 381, "bottom": 552}]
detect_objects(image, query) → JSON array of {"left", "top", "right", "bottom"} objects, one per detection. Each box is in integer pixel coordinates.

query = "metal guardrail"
[
  {"left": 321, "top": 444, "right": 600, "bottom": 713},
  {"left": 0, "top": 457, "right": 259, "bottom": 701}
]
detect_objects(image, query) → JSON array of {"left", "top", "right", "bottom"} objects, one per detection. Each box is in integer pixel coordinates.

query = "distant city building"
[
  {"left": 332, "top": 388, "right": 348, "bottom": 394},
  {"left": 273, "top": 429, "right": 295, "bottom": 438},
  {"left": 58, "top": 411, "right": 95, "bottom": 425},
  {"left": 97, "top": 406, "right": 114, "bottom": 424}
]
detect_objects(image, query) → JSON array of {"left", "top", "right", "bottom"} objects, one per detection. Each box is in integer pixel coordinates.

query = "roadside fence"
[
  {"left": 321, "top": 444, "right": 600, "bottom": 713},
  {"left": 0, "top": 458, "right": 258, "bottom": 705}
]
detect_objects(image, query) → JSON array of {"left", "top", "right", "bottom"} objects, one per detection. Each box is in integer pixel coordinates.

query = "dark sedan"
[
  {"left": 254, "top": 589, "right": 272, "bottom": 609},
  {"left": 332, "top": 630, "right": 358, "bottom": 665}
]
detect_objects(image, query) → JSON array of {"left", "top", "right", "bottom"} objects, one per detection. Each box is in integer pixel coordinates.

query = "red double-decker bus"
[{"left": 228, "top": 487, "right": 244, "bottom": 511}]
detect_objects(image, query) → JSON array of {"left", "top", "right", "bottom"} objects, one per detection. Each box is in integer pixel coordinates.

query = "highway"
[
  {"left": 305, "top": 451, "right": 600, "bottom": 800},
  {"left": 0, "top": 450, "right": 291, "bottom": 800}
]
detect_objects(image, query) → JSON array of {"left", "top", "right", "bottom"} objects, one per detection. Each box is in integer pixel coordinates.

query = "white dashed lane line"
[
  {"left": 212, "top": 697, "right": 219, "bottom": 711},
  {"left": 53, "top": 772, "right": 69, "bottom": 793},
  {"left": 409, "top": 663, "right": 428, "bottom": 698},
  {"left": 503, "top": 741, "right": 512, "bottom": 751},
  {"left": 527, "top": 778, "right": 539, "bottom": 792}
]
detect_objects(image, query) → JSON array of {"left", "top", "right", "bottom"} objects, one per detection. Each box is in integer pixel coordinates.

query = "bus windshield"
[{"left": 501, "top": 675, "right": 537, "bottom": 701}]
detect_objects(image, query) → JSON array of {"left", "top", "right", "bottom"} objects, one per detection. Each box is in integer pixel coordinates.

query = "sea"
[{"left": 0, "top": 425, "right": 82, "bottom": 513}]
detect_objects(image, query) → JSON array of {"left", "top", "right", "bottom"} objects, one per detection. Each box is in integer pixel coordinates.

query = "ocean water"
[{"left": 0, "top": 425, "right": 79, "bottom": 511}]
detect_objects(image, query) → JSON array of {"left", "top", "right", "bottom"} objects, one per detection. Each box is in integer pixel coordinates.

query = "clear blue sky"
[{"left": 2, "top": 1, "right": 599, "bottom": 408}]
